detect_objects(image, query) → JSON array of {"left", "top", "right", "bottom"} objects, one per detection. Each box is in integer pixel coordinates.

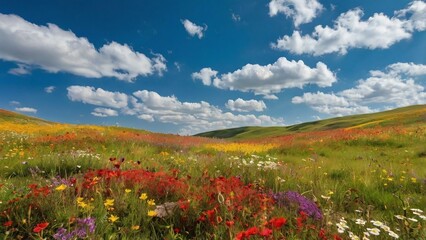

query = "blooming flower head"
[
  {"left": 147, "top": 199, "right": 156, "bottom": 206},
  {"left": 367, "top": 228, "right": 380, "bottom": 236},
  {"left": 380, "top": 225, "right": 390, "bottom": 232},
  {"left": 272, "top": 191, "right": 323, "bottom": 219},
  {"left": 131, "top": 225, "right": 140, "bottom": 230},
  {"left": 108, "top": 215, "right": 119, "bottom": 223},
  {"left": 33, "top": 222, "right": 49, "bottom": 233},
  {"left": 371, "top": 220, "right": 383, "bottom": 227},
  {"left": 269, "top": 217, "right": 287, "bottom": 229},
  {"left": 104, "top": 198, "right": 115, "bottom": 210},
  {"left": 125, "top": 189, "right": 132, "bottom": 193},
  {"left": 139, "top": 193, "right": 148, "bottom": 200},
  {"left": 55, "top": 184, "right": 67, "bottom": 191},
  {"left": 148, "top": 210, "right": 157, "bottom": 217},
  {"left": 355, "top": 219, "right": 366, "bottom": 225},
  {"left": 411, "top": 208, "right": 423, "bottom": 213},
  {"left": 259, "top": 228, "right": 273, "bottom": 237},
  {"left": 349, "top": 231, "right": 360, "bottom": 240},
  {"left": 3, "top": 221, "right": 13, "bottom": 227},
  {"left": 388, "top": 231, "right": 399, "bottom": 238}
]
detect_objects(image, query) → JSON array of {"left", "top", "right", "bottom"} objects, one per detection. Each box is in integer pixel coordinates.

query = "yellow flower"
[
  {"left": 147, "top": 210, "right": 157, "bottom": 217},
  {"left": 139, "top": 193, "right": 148, "bottom": 200},
  {"left": 77, "top": 197, "right": 83, "bottom": 202},
  {"left": 131, "top": 225, "right": 140, "bottom": 230},
  {"left": 55, "top": 184, "right": 67, "bottom": 191},
  {"left": 76, "top": 197, "right": 93, "bottom": 210},
  {"left": 104, "top": 198, "right": 115, "bottom": 210},
  {"left": 147, "top": 199, "right": 156, "bottom": 206},
  {"left": 108, "top": 214, "right": 119, "bottom": 223},
  {"left": 411, "top": 177, "right": 417, "bottom": 183},
  {"left": 125, "top": 189, "right": 132, "bottom": 194}
]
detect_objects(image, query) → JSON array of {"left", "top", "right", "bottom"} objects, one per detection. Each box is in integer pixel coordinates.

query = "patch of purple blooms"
[
  {"left": 53, "top": 217, "right": 95, "bottom": 240},
  {"left": 51, "top": 175, "right": 76, "bottom": 187},
  {"left": 272, "top": 191, "right": 323, "bottom": 220}
]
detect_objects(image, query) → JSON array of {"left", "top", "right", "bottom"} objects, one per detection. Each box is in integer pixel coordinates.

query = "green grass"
[
  {"left": 0, "top": 109, "right": 52, "bottom": 125},
  {"left": 195, "top": 104, "right": 426, "bottom": 139}
]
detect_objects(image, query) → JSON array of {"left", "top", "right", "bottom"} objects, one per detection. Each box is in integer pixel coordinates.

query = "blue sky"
[{"left": 0, "top": 0, "right": 425, "bottom": 134}]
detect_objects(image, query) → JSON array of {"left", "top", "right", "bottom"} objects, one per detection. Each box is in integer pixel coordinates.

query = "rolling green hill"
[
  {"left": 195, "top": 105, "right": 426, "bottom": 139},
  {"left": 0, "top": 109, "right": 53, "bottom": 125}
]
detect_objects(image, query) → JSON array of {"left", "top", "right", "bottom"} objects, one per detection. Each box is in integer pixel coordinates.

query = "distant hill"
[
  {"left": 195, "top": 105, "right": 426, "bottom": 140},
  {"left": 0, "top": 109, "right": 53, "bottom": 125}
]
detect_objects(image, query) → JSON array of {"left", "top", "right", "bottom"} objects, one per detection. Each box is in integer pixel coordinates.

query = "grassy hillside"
[
  {"left": 0, "top": 109, "right": 53, "bottom": 125},
  {"left": 196, "top": 104, "right": 426, "bottom": 139}
]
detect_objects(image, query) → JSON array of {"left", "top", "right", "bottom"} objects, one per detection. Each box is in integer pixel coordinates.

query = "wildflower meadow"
[{"left": 0, "top": 107, "right": 425, "bottom": 239}]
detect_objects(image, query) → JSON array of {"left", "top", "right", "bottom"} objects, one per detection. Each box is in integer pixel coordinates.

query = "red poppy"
[
  {"left": 269, "top": 217, "right": 287, "bottom": 229},
  {"left": 236, "top": 231, "right": 246, "bottom": 240},
  {"left": 33, "top": 222, "right": 49, "bottom": 233},
  {"left": 245, "top": 226, "right": 259, "bottom": 236},
  {"left": 333, "top": 234, "right": 343, "bottom": 240},
  {"left": 225, "top": 220, "right": 235, "bottom": 227},
  {"left": 3, "top": 221, "right": 12, "bottom": 227},
  {"left": 259, "top": 228, "right": 273, "bottom": 237},
  {"left": 319, "top": 228, "right": 327, "bottom": 240}
]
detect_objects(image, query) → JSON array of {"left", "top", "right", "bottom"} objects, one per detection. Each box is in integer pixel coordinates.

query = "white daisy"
[{"left": 367, "top": 228, "right": 380, "bottom": 236}]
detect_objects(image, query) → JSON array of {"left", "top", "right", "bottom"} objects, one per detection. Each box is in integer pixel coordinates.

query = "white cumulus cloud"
[
  {"left": 272, "top": 1, "right": 426, "bottom": 55},
  {"left": 181, "top": 19, "right": 207, "bottom": 39},
  {"left": 292, "top": 62, "right": 426, "bottom": 116},
  {"left": 91, "top": 108, "right": 118, "bottom": 117},
  {"left": 15, "top": 107, "right": 37, "bottom": 114},
  {"left": 226, "top": 98, "right": 267, "bottom": 112},
  {"left": 8, "top": 64, "right": 31, "bottom": 75},
  {"left": 66, "top": 86, "right": 284, "bottom": 134},
  {"left": 193, "top": 57, "right": 336, "bottom": 99},
  {"left": 191, "top": 67, "right": 218, "bottom": 86},
  {"left": 0, "top": 13, "right": 166, "bottom": 81},
  {"left": 44, "top": 86, "right": 55, "bottom": 93},
  {"left": 268, "top": 0, "right": 323, "bottom": 27},
  {"left": 67, "top": 86, "right": 128, "bottom": 108},
  {"left": 130, "top": 90, "right": 283, "bottom": 134},
  {"left": 292, "top": 92, "right": 374, "bottom": 116}
]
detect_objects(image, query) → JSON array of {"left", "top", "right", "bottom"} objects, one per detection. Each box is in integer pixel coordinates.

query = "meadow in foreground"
[{"left": 0, "top": 113, "right": 425, "bottom": 239}]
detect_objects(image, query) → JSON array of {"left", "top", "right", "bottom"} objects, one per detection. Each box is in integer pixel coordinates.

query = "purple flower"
[
  {"left": 76, "top": 217, "right": 96, "bottom": 233},
  {"left": 272, "top": 191, "right": 323, "bottom": 219},
  {"left": 53, "top": 228, "right": 73, "bottom": 240},
  {"left": 51, "top": 176, "right": 75, "bottom": 187},
  {"left": 53, "top": 217, "right": 96, "bottom": 239}
]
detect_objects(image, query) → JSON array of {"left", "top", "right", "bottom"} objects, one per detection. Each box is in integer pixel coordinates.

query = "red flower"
[
  {"left": 226, "top": 220, "right": 235, "bottom": 227},
  {"left": 259, "top": 228, "right": 273, "bottom": 237},
  {"left": 319, "top": 228, "right": 327, "bottom": 240},
  {"left": 33, "top": 222, "right": 49, "bottom": 233},
  {"left": 269, "top": 217, "right": 287, "bottom": 229},
  {"left": 245, "top": 226, "right": 259, "bottom": 236},
  {"left": 3, "top": 221, "right": 12, "bottom": 227},
  {"left": 236, "top": 231, "right": 246, "bottom": 240},
  {"left": 333, "top": 234, "right": 343, "bottom": 240},
  {"left": 206, "top": 209, "right": 216, "bottom": 223}
]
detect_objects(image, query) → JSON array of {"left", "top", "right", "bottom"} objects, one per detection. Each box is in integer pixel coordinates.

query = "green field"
[{"left": 0, "top": 105, "right": 425, "bottom": 239}]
